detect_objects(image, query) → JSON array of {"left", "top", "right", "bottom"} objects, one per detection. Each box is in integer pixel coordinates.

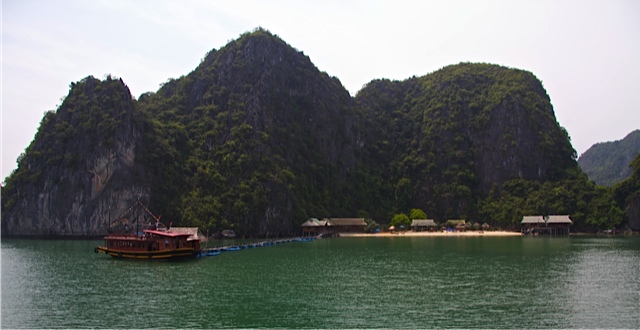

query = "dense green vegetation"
[
  {"left": 578, "top": 130, "right": 640, "bottom": 186},
  {"left": 131, "top": 29, "right": 360, "bottom": 236},
  {"left": 612, "top": 153, "right": 640, "bottom": 230},
  {"left": 2, "top": 28, "right": 638, "bottom": 236},
  {"left": 353, "top": 62, "right": 620, "bottom": 230}
]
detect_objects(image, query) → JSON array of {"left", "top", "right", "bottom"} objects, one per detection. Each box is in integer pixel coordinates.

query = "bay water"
[{"left": 2, "top": 236, "right": 639, "bottom": 328}]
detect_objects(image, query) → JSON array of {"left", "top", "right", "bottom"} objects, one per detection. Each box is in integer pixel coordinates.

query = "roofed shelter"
[
  {"left": 301, "top": 218, "right": 367, "bottom": 235},
  {"left": 411, "top": 219, "right": 437, "bottom": 231},
  {"left": 167, "top": 227, "right": 208, "bottom": 242},
  {"left": 546, "top": 215, "right": 573, "bottom": 234},
  {"left": 327, "top": 218, "right": 367, "bottom": 233},
  {"left": 301, "top": 218, "right": 331, "bottom": 236},
  {"left": 521, "top": 215, "right": 572, "bottom": 235},
  {"left": 521, "top": 216, "right": 545, "bottom": 233}
]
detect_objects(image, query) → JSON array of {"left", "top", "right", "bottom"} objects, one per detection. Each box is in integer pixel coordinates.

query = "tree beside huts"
[{"left": 445, "top": 220, "right": 466, "bottom": 231}]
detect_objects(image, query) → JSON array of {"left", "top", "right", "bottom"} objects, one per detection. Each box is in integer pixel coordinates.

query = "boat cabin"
[{"left": 102, "top": 230, "right": 201, "bottom": 254}]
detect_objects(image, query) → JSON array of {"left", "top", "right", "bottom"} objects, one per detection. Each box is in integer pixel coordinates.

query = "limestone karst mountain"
[{"left": 2, "top": 29, "right": 629, "bottom": 236}]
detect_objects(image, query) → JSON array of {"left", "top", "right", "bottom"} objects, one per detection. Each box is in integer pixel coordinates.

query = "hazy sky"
[{"left": 2, "top": 0, "right": 639, "bottom": 181}]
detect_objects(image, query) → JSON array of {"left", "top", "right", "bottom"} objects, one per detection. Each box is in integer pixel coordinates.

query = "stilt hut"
[
  {"left": 325, "top": 218, "right": 367, "bottom": 233},
  {"left": 521, "top": 215, "right": 572, "bottom": 235},
  {"left": 521, "top": 216, "right": 545, "bottom": 234},
  {"left": 545, "top": 215, "right": 573, "bottom": 235},
  {"left": 301, "top": 218, "right": 326, "bottom": 236}
]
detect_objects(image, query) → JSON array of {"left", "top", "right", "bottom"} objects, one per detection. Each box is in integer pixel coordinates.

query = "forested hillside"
[
  {"left": 613, "top": 153, "right": 640, "bottom": 230},
  {"left": 356, "top": 64, "right": 577, "bottom": 222},
  {"left": 136, "top": 30, "right": 360, "bottom": 236},
  {"left": 578, "top": 130, "right": 640, "bottom": 186},
  {"left": 2, "top": 28, "right": 636, "bottom": 236}
]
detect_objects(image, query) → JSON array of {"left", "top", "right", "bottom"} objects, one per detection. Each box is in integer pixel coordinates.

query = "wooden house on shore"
[
  {"left": 301, "top": 218, "right": 367, "bottom": 236},
  {"left": 521, "top": 215, "right": 572, "bottom": 235},
  {"left": 411, "top": 219, "right": 437, "bottom": 231},
  {"left": 328, "top": 218, "right": 367, "bottom": 233},
  {"left": 301, "top": 218, "right": 332, "bottom": 236}
]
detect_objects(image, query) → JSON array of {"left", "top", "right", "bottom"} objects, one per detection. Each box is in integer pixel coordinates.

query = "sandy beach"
[{"left": 340, "top": 231, "right": 523, "bottom": 237}]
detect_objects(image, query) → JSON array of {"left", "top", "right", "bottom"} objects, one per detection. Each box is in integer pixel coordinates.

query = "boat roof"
[
  {"left": 104, "top": 234, "right": 144, "bottom": 241},
  {"left": 166, "top": 227, "right": 207, "bottom": 242},
  {"left": 143, "top": 229, "right": 192, "bottom": 238}
]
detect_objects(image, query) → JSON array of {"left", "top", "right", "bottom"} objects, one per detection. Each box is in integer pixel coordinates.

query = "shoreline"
[{"left": 340, "top": 231, "right": 523, "bottom": 237}]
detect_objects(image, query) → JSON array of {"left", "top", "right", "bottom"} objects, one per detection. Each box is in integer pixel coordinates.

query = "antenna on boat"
[
  {"left": 108, "top": 204, "right": 111, "bottom": 234},
  {"left": 136, "top": 197, "right": 140, "bottom": 235}
]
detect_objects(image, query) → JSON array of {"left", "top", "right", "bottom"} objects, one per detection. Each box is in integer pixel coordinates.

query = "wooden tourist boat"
[
  {"left": 95, "top": 229, "right": 202, "bottom": 260},
  {"left": 95, "top": 199, "right": 202, "bottom": 260}
]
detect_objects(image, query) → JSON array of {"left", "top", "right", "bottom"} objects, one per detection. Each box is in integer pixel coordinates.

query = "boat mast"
[{"left": 135, "top": 198, "right": 139, "bottom": 235}]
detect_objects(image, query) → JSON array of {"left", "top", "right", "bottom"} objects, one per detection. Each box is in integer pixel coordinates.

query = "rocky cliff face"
[{"left": 2, "top": 76, "right": 149, "bottom": 237}]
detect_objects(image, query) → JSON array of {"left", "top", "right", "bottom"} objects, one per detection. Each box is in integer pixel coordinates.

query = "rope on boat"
[{"left": 117, "top": 198, "right": 161, "bottom": 223}]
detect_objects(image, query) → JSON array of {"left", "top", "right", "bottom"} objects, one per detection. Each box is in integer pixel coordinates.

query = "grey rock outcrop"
[{"left": 2, "top": 76, "right": 149, "bottom": 237}]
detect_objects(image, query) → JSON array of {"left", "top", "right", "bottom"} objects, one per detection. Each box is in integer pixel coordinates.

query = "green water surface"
[{"left": 2, "top": 236, "right": 639, "bottom": 328}]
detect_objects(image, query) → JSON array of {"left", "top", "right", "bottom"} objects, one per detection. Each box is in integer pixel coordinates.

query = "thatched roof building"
[
  {"left": 301, "top": 218, "right": 333, "bottom": 235},
  {"left": 546, "top": 215, "right": 573, "bottom": 225},
  {"left": 411, "top": 219, "right": 437, "bottom": 231},
  {"left": 521, "top": 216, "right": 546, "bottom": 225},
  {"left": 301, "top": 218, "right": 366, "bottom": 234},
  {"left": 521, "top": 215, "right": 572, "bottom": 235},
  {"left": 325, "top": 218, "right": 366, "bottom": 233}
]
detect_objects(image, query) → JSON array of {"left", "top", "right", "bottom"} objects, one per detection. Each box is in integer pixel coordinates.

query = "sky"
[{"left": 2, "top": 0, "right": 639, "bottom": 182}]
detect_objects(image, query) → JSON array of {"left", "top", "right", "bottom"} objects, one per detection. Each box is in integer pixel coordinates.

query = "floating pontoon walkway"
[{"left": 197, "top": 237, "right": 316, "bottom": 258}]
